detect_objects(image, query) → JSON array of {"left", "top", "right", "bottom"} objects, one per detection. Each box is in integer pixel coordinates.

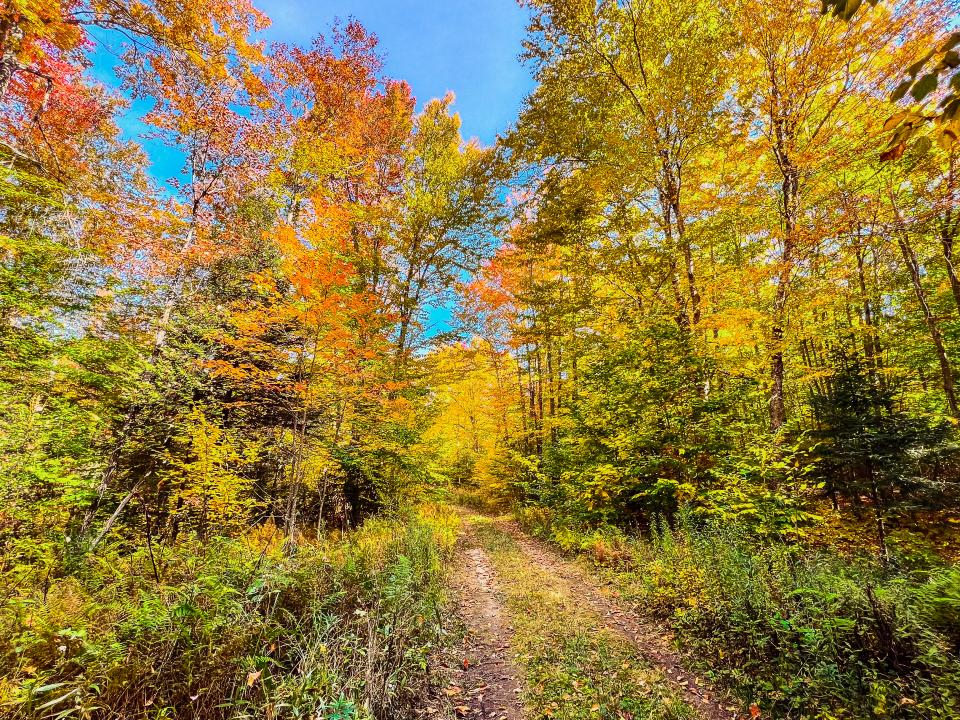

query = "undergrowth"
[
  {"left": 468, "top": 516, "right": 693, "bottom": 720},
  {"left": 0, "top": 505, "right": 459, "bottom": 720},
  {"left": 516, "top": 506, "right": 960, "bottom": 720}
]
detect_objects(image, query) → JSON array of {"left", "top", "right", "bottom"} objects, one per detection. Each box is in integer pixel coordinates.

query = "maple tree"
[
  {"left": 390, "top": 94, "right": 503, "bottom": 373},
  {"left": 0, "top": 0, "right": 505, "bottom": 558}
]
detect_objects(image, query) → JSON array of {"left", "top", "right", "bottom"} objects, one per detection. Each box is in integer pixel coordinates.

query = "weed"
[
  {"left": 517, "top": 509, "right": 960, "bottom": 719},
  {"left": 0, "top": 506, "right": 459, "bottom": 719}
]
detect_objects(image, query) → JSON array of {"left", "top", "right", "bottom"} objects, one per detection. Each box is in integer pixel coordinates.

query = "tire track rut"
[
  {"left": 455, "top": 510, "right": 740, "bottom": 720},
  {"left": 445, "top": 533, "right": 525, "bottom": 719}
]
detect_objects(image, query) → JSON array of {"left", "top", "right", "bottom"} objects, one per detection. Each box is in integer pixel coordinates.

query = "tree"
[
  {"left": 80, "top": 23, "right": 276, "bottom": 545},
  {"left": 518, "top": 0, "right": 734, "bottom": 330},
  {"left": 390, "top": 95, "right": 503, "bottom": 373},
  {"left": 809, "top": 348, "right": 952, "bottom": 562},
  {"left": 0, "top": 0, "right": 268, "bottom": 105},
  {"left": 821, "top": 0, "right": 960, "bottom": 156},
  {"left": 732, "top": 0, "right": 938, "bottom": 429}
]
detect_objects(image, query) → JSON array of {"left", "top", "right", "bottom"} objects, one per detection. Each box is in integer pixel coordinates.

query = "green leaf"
[
  {"left": 891, "top": 79, "right": 913, "bottom": 102},
  {"left": 940, "top": 31, "right": 960, "bottom": 53},
  {"left": 914, "top": 136, "right": 933, "bottom": 154},
  {"left": 883, "top": 110, "right": 910, "bottom": 131},
  {"left": 907, "top": 53, "right": 934, "bottom": 78},
  {"left": 945, "top": 98, "right": 960, "bottom": 121},
  {"left": 36, "top": 688, "right": 79, "bottom": 711},
  {"left": 32, "top": 682, "right": 68, "bottom": 694},
  {"left": 940, "top": 50, "right": 960, "bottom": 70},
  {"left": 840, "top": 0, "right": 862, "bottom": 20},
  {"left": 911, "top": 72, "right": 938, "bottom": 101}
]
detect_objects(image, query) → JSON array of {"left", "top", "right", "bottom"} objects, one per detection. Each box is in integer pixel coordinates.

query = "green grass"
[
  {"left": 467, "top": 515, "right": 693, "bottom": 720},
  {"left": 515, "top": 506, "right": 960, "bottom": 720},
  {"left": 0, "top": 505, "right": 460, "bottom": 719}
]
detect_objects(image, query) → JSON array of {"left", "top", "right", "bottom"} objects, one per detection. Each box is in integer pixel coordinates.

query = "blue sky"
[
  {"left": 265, "top": 0, "right": 534, "bottom": 144},
  {"left": 87, "top": 0, "right": 535, "bottom": 179}
]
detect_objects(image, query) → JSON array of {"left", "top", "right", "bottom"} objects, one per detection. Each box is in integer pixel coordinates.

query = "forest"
[{"left": 2, "top": 0, "right": 960, "bottom": 718}]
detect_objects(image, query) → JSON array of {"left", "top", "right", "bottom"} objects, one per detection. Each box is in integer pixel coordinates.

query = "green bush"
[
  {"left": 0, "top": 507, "right": 458, "bottom": 719},
  {"left": 518, "top": 508, "right": 960, "bottom": 719}
]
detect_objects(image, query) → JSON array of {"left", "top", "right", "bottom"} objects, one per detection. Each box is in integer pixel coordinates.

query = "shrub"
[
  {"left": 520, "top": 507, "right": 960, "bottom": 719},
  {"left": 0, "top": 507, "right": 458, "bottom": 719}
]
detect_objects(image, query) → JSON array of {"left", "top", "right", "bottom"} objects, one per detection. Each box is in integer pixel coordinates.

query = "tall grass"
[
  {"left": 0, "top": 505, "right": 459, "bottom": 719},
  {"left": 517, "top": 506, "right": 960, "bottom": 719}
]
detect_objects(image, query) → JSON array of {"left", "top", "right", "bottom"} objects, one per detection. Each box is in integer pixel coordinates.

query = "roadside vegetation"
[
  {"left": 516, "top": 508, "right": 960, "bottom": 719},
  {"left": 466, "top": 514, "right": 692, "bottom": 720},
  {"left": 1, "top": 507, "right": 459, "bottom": 718}
]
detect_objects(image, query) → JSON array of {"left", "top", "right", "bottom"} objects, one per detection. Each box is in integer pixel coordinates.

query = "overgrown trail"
[
  {"left": 446, "top": 538, "right": 526, "bottom": 719},
  {"left": 448, "top": 509, "right": 738, "bottom": 720},
  {"left": 491, "top": 515, "right": 736, "bottom": 720}
]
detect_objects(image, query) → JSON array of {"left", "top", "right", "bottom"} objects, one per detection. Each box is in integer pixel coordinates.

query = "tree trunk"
[
  {"left": 671, "top": 180, "right": 701, "bottom": 327},
  {"left": 938, "top": 150, "right": 960, "bottom": 315},
  {"left": 893, "top": 218, "right": 960, "bottom": 417},
  {"left": 853, "top": 234, "right": 882, "bottom": 381},
  {"left": 769, "top": 161, "right": 799, "bottom": 431},
  {"left": 0, "top": 22, "right": 23, "bottom": 102},
  {"left": 516, "top": 351, "right": 529, "bottom": 453},
  {"left": 867, "top": 460, "right": 890, "bottom": 566},
  {"left": 940, "top": 229, "right": 960, "bottom": 316},
  {"left": 83, "top": 226, "right": 197, "bottom": 539},
  {"left": 89, "top": 480, "right": 144, "bottom": 552},
  {"left": 534, "top": 344, "right": 544, "bottom": 457}
]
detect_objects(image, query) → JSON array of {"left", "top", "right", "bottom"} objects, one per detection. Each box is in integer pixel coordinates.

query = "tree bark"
[
  {"left": 895, "top": 227, "right": 960, "bottom": 417},
  {"left": 769, "top": 161, "right": 799, "bottom": 432},
  {"left": 938, "top": 150, "right": 960, "bottom": 315},
  {"left": 0, "top": 22, "right": 24, "bottom": 102},
  {"left": 516, "top": 350, "right": 529, "bottom": 454},
  {"left": 669, "top": 168, "right": 701, "bottom": 327},
  {"left": 940, "top": 225, "right": 960, "bottom": 316},
  {"left": 853, "top": 233, "right": 883, "bottom": 381},
  {"left": 89, "top": 480, "right": 144, "bottom": 552}
]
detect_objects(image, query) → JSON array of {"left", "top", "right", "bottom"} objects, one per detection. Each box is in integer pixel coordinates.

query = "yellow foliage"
[{"left": 165, "top": 409, "right": 261, "bottom": 538}]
